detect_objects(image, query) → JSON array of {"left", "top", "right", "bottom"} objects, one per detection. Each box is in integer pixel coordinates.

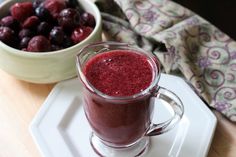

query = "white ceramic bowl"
[{"left": 0, "top": 0, "right": 102, "bottom": 83}]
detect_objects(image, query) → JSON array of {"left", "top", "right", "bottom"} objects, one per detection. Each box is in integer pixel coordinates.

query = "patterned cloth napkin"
[{"left": 95, "top": 0, "right": 236, "bottom": 122}]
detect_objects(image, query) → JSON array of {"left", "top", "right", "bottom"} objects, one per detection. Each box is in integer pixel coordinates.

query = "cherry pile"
[{"left": 0, "top": 0, "right": 95, "bottom": 52}]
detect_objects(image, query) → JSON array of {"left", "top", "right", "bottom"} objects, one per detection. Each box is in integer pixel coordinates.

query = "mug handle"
[{"left": 145, "top": 86, "right": 184, "bottom": 136}]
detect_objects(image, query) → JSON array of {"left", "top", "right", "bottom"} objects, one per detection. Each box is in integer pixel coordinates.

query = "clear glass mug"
[{"left": 76, "top": 42, "right": 184, "bottom": 157}]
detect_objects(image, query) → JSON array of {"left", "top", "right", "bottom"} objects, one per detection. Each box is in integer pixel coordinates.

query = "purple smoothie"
[{"left": 83, "top": 50, "right": 155, "bottom": 145}]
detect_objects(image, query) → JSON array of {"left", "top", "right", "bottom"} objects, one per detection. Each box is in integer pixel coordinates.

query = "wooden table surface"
[{"left": 0, "top": 69, "right": 236, "bottom": 157}]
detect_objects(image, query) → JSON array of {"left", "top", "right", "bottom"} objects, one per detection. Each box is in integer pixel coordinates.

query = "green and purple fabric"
[{"left": 95, "top": 0, "right": 236, "bottom": 122}]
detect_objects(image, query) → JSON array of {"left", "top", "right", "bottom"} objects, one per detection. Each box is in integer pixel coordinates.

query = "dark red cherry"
[
  {"left": 18, "top": 29, "right": 34, "bottom": 39},
  {"left": 65, "top": 0, "right": 83, "bottom": 13},
  {"left": 0, "top": 26, "right": 16, "bottom": 47},
  {"left": 71, "top": 26, "right": 93, "bottom": 44},
  {"left": 0, "top": 16, "right": 20, "bottom": 31},
  {"left": 27, "top": 35, "right": 51, "bottom": 52},
  {"left": 81, "top": 12, "right": 95, "bottom": 27},
  {"left": 58, "top": 8, "right": 80, "bottom": 31}
]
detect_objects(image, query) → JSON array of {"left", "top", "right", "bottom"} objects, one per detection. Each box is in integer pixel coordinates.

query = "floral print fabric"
[{"left": 95, "top": 0, "right": 236, "bottom": 121}]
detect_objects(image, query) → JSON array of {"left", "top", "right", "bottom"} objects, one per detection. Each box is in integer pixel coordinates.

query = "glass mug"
[{"left": 76, "top": 42, "right": 184, "bottom": 157}]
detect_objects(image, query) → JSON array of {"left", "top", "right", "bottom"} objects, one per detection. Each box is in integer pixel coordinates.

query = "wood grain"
[
  {"left": 208, "top": 111, "right": 236, "bottom": 157},
  {"left": 0, "top": 69, "right": 54, "bottom": 157}
]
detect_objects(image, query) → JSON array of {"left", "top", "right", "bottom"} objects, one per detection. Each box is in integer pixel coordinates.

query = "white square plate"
[{"left": 30, "top": 74, "right": 217, "bottom": 157}]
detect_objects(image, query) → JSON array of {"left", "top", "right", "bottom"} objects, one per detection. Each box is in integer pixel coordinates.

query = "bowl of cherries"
[{"left": 0, "top": 0, "right": 102, "bottom": 83}]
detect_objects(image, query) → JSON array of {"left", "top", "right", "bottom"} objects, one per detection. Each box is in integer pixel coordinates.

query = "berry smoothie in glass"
[{"left": 76, "top": 42, "right": 184, "bottom": 157}]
